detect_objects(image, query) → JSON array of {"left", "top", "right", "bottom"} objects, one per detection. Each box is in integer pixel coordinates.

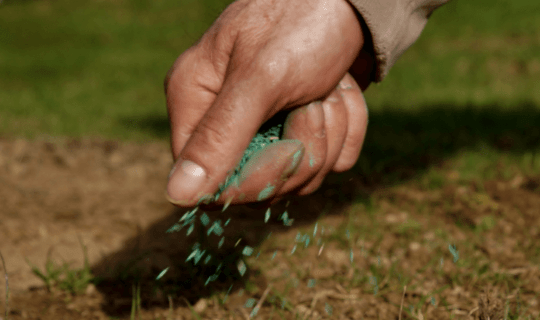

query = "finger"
[
  {"left": 201, "top": 99, "right": 326, "bottom": 210},
  {"left": 165, "top": 47, "right": 222, "bottom": 161},
  {"left": 207, "top": 139, "right": 305, "bottom": 207},
  {"left": 292, "top": 89, "right": 348, "bottom": 196},
  {"left": 274, "top": 100, "right": 327, "bottom": 195},
  {"left": 332, "top": 73, "right": 369, "bottom": 173},
  {"left": 166, "top": 55, "right": 296, "bottom": 207}
]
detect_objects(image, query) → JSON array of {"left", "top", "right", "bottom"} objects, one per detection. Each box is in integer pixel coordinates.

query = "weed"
[{"left": 26, "top": 237, "right": 94, "bottom": 295}]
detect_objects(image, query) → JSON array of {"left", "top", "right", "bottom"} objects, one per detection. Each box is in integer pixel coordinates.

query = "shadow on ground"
[{"left": 93, "top": 101, "right": 540, "bottom": 317}]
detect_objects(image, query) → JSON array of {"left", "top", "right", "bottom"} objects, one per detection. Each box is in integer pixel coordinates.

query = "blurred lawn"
[
  {"left": 0, "top": 0, "right": 539, "bottom": 141},
  {"left": 0, "top": 0, "right": 231, "bottom": 140}
]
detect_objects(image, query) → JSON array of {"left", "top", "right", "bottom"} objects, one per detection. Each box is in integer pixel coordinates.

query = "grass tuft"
[{"left": 0, "top": 251, "right": 9, "bottom": 320}]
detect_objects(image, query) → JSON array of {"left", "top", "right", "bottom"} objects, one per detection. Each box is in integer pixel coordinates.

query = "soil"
[{"left": 1, "top": 137, "right": 539, "bottom": 319}]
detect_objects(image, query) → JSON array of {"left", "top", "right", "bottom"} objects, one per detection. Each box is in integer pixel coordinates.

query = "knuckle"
[{"left": 253, "top": 53, "right": 290, "bottom": 87}]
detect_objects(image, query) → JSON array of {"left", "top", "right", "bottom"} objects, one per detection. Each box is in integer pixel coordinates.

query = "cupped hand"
[{"left": 164, "top": 0, "right": 371, "bottom": 209}]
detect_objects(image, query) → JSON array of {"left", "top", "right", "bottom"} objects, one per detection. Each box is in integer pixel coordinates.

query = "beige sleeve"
[{"left": 347, "top": 0, "right": 451, "bottom": 82}]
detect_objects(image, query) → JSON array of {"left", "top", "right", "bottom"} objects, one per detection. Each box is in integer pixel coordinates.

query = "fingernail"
[
  {"left": 167, "top": 159, "right": 207, "bottom": 203},
  {"left": 306, "top": 101, "right": 325, "bottom": 138}
]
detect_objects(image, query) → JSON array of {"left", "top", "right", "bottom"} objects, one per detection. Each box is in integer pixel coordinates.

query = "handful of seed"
[{"left": 164, "top": 111, "right": 294, "bottom": 281}]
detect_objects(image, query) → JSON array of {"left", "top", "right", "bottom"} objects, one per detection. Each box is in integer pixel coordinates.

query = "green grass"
[
  {"left": 1, "top": 0, "right": 539, "bottom": 142},
  {"left": 25, "top": 238, "right": 95, "bottom": 296},
  {"left": 0, "top": 0, "right": 232, "bottom": 140}
]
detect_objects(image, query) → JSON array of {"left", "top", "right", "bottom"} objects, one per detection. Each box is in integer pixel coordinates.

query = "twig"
[
  {"left": 251, "top": 285, "right": 272, "bottom": 319},
  {"left": 399, "top": 285, "right": 407, "bottom": 320},
  {"left": 308, "top": 290, "right": 358, "bottom": 309},
  {"left": 0, "top": 251, "right": 9, "bottom": 320},
  {"left": 237, "top": 306, "right": 250, "bottom": 320}
]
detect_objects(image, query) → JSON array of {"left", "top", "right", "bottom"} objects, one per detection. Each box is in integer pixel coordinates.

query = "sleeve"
[{"left": 347, "top": 0, "right": 451, "bottom": 82}]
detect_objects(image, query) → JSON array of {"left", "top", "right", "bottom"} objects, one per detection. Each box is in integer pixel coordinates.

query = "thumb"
[{"left": 166, "top": 74, "right": 283, "bottom": 207}]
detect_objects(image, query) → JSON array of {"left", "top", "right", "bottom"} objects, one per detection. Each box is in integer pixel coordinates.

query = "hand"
[{"left": 164, "top": 0, "right": 371, "bottom": 209}]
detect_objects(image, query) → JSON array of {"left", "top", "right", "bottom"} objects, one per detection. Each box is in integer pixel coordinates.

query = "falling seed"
[
  {"left": 225, "top": 218, "right": 231, "bottom": 226},
  {"left": 448, "top": 244, "right": 459, "bottom": 262},
  {"left": 186, "top": 224, "right": 194, "bottom": 236},
  {"left": 193, "top": 249, "right": 205, "bottom": 265},
  {"left": 218, "top": 237, "right": 224, "bottom": 248},
  {"left": 244, "top": 298, "right": 257, "bottom": 308},
  {"left": 265, "top": 208, "right": 271, "bottom": 223},
  {"left": 204, "top": 255, "right": 212, "bottom": 264},
  {"left": 156, "top": 267, "right": 169, "bottom": 280},
  {"left": 200, "top": 213, "right": 210, "bottom": 226},
  {"left": 271, "top": 251, "right": 277, "bottom": 260},
  {"left": 307, "top": 279, "right": 316, "bottom": 288},
  {"left": 250, "top": 306, "right": 260, "bottom": 318},
  {"left": 325, "top": 303, "right": 333, "bottom": 315},
  {"left": 318, "top": 243, "right": 325, "bottom": 256},
  {"left": 222, "top": 197, "right": 233, "bottom": 212},
  {"left": 350, "top": 249, "right": 354, "bottom": 263},
  {"left": 313, "top": 223, "right": 318, "bottom": 237},
  {"left": 185, "top": 249, "right": 198, "bottom": 263},
  {"left": 237, "top": 260, "right": 247, "bottom": 276},
  {"left": 205, "top": 274, "right": 218, "bottom": 286},
  {"left": 235, "top": 238, "right": 242, "bottom": 247},
  {"left": 290, "top": 244, "right": 297, "bottom": 255},
  {"left": 166, "top": 224, "right": 181, "bottom": 233},
  {"left": 243, "top": 246, "right": 254, "bottom": 256}
]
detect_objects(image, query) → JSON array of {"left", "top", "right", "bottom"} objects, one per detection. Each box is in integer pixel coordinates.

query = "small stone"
[{"left": 194, "top": 298, "right": 208, "bottom": 314}]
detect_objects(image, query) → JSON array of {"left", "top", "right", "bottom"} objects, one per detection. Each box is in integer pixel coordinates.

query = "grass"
[
  {"left": 0, "top": 251, "right": 9, "bottom": 320},
  {"left": 25, "top": 237, "right": 95, "bottom": 296}
]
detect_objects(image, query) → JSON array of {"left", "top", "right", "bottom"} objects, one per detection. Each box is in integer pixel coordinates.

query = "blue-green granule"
[
  {"left": 325, "top": 303, "right": 333, "bottom": 315},
  {"left": 250, "top": 306, "right": 260, "bottom": 317},
  {"left": 242, "top": 246, "right": 254, "bottom": 256},
  {"left": 244, "top": 298, "right": 256, "bottom": 308},
  {"left": 237, "top": 260, "right": 247, "bottom": 276},
  {"left": 218, "top": 237, "right": 224, "bottom": 248},
  {"left": 200, "top": 213, "right": 210, "bottom": 226},
  {"left": 290, "top": 244, "right": 297, "bottom": 255}
]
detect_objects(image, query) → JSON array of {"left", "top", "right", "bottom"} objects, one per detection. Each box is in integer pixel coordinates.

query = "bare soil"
[{"left": 1, "top": 137, "right": 539, "bottom": 319}]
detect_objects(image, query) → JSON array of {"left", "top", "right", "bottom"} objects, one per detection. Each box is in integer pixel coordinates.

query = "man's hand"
[{"left": 164, "top": 0, "right": 371, "bottom": 208}]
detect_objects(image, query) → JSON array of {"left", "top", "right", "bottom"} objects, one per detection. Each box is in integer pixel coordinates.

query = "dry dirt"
[{"left": 0, "top": 137, "right": 539, "bottom": 319}]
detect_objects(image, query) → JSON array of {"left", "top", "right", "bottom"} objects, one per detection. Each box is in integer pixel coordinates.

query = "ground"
[{"left": 1, "top": 137, "right": 540, "bottom": 320}]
